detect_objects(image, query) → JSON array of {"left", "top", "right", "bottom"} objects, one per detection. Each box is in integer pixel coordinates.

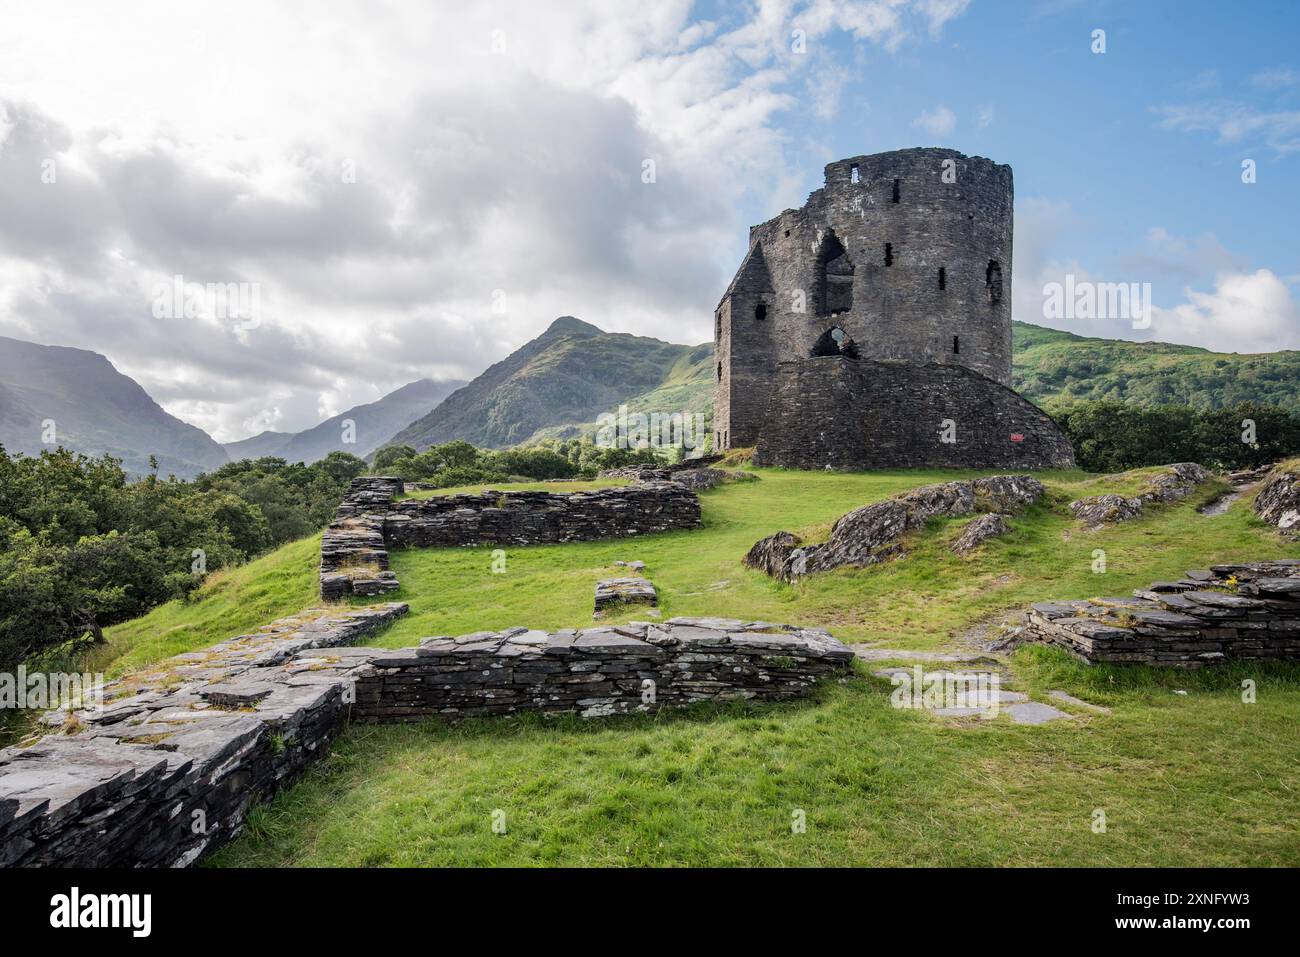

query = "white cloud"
[
  {"left": 912, "top": 105, "right": 956, "bottom": 137},
  {"left": 1153, "top": 100, "right": 1300, "bottom": 154},
  {"left": 0, "top": 0, "right": 971, "bottom": 441},
  {"left": 1153, "top": 270, "right": 1300, "bottom": 354}
]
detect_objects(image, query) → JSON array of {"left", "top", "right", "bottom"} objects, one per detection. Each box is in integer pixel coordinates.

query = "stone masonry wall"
[
  {"left": 352, "top": 618, "right": 853, "bottom": 722},
  {"left": 1025, "top": 560, "right": 1300, "bottom": 667},
  {"left": 751, "top": 356, "right": 1075, "bottom": 470},
  {"left": 0, "top": 610, "right": 851, "bottom": 867},
  {"left": 383, "top": 482, "right": 701, "bottom": 548},
  {"left": 0, "top": 603, "right": 408, "bottom": 867},
  {"left": 716, "top": 147, "right": 1015, "bottom": 450}
]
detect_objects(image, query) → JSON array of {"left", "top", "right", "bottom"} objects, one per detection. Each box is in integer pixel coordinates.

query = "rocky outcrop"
[
  {"left": 1069, "top": 462, "right": 1211, "bottom": 528},
  {"left": 746, "top": 475, "right": 1044, "bottom": 581},
  {"left": 1253, "top": 462, "right": 1300, "bottom": 535},
  {"left": 1024, "top": 560, "right": 1300, "bottom": 667},
  {"left": 352, "top": 618, "right": 854, "bottom": 722},
  {"left": 951, "top": 513, "right": 1010, "bottom": 555},
  {"left": 384, "top": 482, "right": 701, "bottom": 548},
  {"left": 0, "top": 603, "right": 408, "bottom": 868}
]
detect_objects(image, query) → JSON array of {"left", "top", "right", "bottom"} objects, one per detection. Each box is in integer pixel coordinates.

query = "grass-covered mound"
[{"left": 68, "top": 466, "right": 1300, "bottom": 866}]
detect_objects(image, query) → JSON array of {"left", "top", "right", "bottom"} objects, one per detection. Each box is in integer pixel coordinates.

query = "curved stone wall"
[{"left": 751, "top": 356, "right": 1075, "bottom": 470}]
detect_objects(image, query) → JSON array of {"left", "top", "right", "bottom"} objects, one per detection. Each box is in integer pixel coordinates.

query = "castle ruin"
[{"left": 713, "top": 147, "right": 1075, "bottom": 470}]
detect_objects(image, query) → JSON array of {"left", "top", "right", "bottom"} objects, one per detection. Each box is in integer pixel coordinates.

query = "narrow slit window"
[
  {"left": 953, "top": 335, "right": 960, "bottom": 354},
  {"left": 717, "top": 362, "right": 722, "bottom": 381},
  {"left": 892, "top": 178, "right": 900, "bottom": 203},
  {"left": 938, "top": 266, "right": 946, "bottom": 290},
  {"left": 754, "top": 303, "right": 767, "bottom": 321},
  {"left": 884, "top": 243, "right": 893, "bottom": 266}
]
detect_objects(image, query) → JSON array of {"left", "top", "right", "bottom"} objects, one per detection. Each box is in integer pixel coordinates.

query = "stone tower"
[{"left": 713, "top": 147, "right": 1074, "bottom": 470}]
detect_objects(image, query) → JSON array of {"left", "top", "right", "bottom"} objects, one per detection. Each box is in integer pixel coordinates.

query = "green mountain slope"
[
  {"left": 0, "top": 335, "right": 230, "bottom": 478},
  {"left": 384, "top": 317, "right": 713, "bottom": 450},
  {"left": 1011, "top": 321, "right": 1300, "bottom": 411}
]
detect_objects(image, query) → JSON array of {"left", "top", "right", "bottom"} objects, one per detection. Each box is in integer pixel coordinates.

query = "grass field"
[{"left": 83, "top": 466, "right": 1300, "bottom": 866}]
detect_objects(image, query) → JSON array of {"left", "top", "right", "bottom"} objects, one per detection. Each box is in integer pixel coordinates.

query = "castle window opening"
[
  {"left": 953, "top": 335, "right": 960, "bottom": 354},
  {"left": 850, "top": 164, "right": 860, "bottom": 184},
  {"left": 816, "top": 230, "right": 854, "bottom": 316},
  {"left": 717, "top": 362, "right": 722, "bottom": 381},
  {"left": 938, "top": 266, "right": 946, "bottom": 290},
  {"left": 884, "top": 243, "right": 893, "bottom": 266},
  {"left": 892, "top": 178, "right": 900, "bottom": 203},
  {"left": 986, "top": 260, "right": 1003, "bottom": 303},
  {"left": 755, "top": 303, "right": 768, "bottom": 321}
]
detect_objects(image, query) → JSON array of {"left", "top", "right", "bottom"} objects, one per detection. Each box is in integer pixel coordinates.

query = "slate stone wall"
[
  {"left": 352, "top": 618, "right": 854, "bottom": 722},
  {"left": 0, "top": 611, "right": 851, "bottom": 867},
  {"left": 383, "top": 482, "right": 701, "bottom": 548},
  {"left": 751, "top": 356, "right": 1075, "bottom": 470},
  {"left": 0, "top": 604, "right": 408, "bottom": 868},
  {"left": 716, "top": 147, "right": 1016, "bottom": 451},
  {"left": 1025, "top": 561, "right": 1300, "bottom": 667}
]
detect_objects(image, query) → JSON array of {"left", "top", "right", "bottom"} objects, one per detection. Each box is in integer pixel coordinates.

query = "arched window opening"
[
  {"left": 755, "top": 303, "right": 767, "bottom": 321},
  {"left": 810, "top": 326, "right": 859, "bottom": 359},
  {"left": 892, "top": 178, "right": 900, "bottom": 203},
  {"left": 884, "top": 243, "right": 893, "bottom": 266},
  {"left": 815, "top": 231, "right": 854, "bottom": 316},
  {"left": 938, "top": 266, "right": 946, "bottom": 290},
  {"left": 986, "top": 260, "right": 1004, "bottom": 303},
  {"left": 952, "top": 335, "right": 960, "bottom": 354}
]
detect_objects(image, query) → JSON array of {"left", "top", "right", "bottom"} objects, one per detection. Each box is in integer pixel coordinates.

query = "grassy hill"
[
  {"left": 81, "top": 466, "right": 1300, "bottom": 867},
  {"left": 384, "top": 318, "right": 712, "bottom": 451},
  {"left": 1012, "top": 321, "right": 1300, "bottom": 411}
]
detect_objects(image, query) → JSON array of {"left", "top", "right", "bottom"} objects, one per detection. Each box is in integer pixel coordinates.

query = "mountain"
[
  {"left": 384, "top": 317, "right": 713, "bottom": 451},
  {"left": 223, "top": 378, "right": 465, "bottom": 465},
  {"left": 1012, "top": 321, "right": 1300, "bottom": 412},
  {"left": 0, "top": 335, "right": 230, "bottom": 478},
  {"left": 222, "top": 430, "right": 295, "bottom": 460}
]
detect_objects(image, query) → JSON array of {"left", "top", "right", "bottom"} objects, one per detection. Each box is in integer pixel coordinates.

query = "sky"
[{"left": 0, "top": 0, "right": 1297, "bottom": 442}]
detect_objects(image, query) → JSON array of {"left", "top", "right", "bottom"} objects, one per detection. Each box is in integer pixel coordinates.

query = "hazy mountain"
[
  {"left": 224, "top": 378, "right": 465, "bottom": 464},
  {"left": 0, "top": 335, "right": 230, "bottom": 478},
  {"left": 221, "top": 430, "right": 296, "bottom": 460},
  {"left": 383, "top": 317, "right": 713, "bottom": 451}
]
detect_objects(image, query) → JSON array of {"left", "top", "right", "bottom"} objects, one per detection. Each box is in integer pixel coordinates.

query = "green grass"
[
  {"left": 95, "top": 534, "right": 324, "bottom": 677},
  {"left": 62, "top": 465, "right": 1300, "bottom": 867}
]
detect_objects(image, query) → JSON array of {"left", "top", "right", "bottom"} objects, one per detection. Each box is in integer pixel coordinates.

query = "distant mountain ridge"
[
  {"left": 383, "top": 317, "right": 714, "bottom": 451},
  {"left": 222, "top": 378, "right": 465, "bottom": 464},
  {"left": 0, "top": 335, "right": 229, "bottom": 478}
]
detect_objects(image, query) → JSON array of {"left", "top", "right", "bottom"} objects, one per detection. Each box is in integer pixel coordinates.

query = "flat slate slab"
[
  {"left": 1005, "top": 702, "right": 1074, "bottom": 725},
  {"left": 594, "top": 577, "right": 658, "bottom": 616}
]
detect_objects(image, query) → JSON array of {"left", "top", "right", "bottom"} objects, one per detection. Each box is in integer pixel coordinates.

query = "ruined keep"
[{"left": 713, "top": 147, "right": 1075, "bottom": 470}]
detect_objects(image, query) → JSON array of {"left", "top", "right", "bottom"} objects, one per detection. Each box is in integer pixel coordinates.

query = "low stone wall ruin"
[
  {"left": 0, "top": 607, "right": 850, "bottom": 867},
  {"left": 320, "top": 476, "right": 703, "bottom": 598},
  {"left": 352, "top": 618, "right": 853, "bottom": 722},
  {"left": 0, "top": 603, "right": 408, "bottom": 868},
  {"left": 1025, "top": 560, "right": 1300, "bottom": 667},
  {"left": 384, "top": 482, "right": 701, "bottom": 548}
]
